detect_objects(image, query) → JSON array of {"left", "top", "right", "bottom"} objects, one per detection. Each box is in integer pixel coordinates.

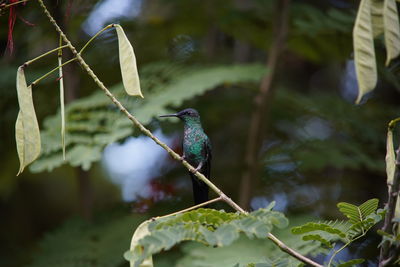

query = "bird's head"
[{"left": 159, "top": 108, "right": 201, "bottom": 124}]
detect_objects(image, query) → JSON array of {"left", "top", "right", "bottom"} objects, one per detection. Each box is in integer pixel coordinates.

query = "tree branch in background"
[
  {"left": 36, "top": 0, "right": 322, "bottom": 266},
  {"left": 239, "top": 0, "right": 290, "bottom": 209}
]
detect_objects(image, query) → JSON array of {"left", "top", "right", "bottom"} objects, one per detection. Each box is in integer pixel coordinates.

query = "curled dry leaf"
[
  {"left": 115, "top": 24, "right": 143, "bottom": 98},
  {"left": 15, "top": 66, "right": 41, "bottom": 175},
  {"left": 385, "top": 129, "right": 396, "bottom": 185}
]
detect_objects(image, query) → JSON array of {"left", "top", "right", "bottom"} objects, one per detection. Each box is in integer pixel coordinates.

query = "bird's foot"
[
  {"left": 190, "top": 167, "right": 199, "bottom": 174},
  {"left": 190, "top": 163, "right": 202, "bottom": 174},
  {"left": 180, "top": 154, "right": 186, "bottom": 162}
]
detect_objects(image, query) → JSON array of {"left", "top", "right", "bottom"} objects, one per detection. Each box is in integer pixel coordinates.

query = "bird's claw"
[
  {"left": 180, "top": 154, "right": 186, "bottom": 162},
  {"left": 190, "top": 167, "right": 198, "bottom": 174}
]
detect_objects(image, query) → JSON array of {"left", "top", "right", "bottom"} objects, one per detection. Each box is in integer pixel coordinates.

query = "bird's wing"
[{"left": 203, "top": 138, "right": 212, "bottom": 179}]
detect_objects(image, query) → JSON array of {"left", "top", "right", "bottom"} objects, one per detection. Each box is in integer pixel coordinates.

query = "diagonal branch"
[{"left": 36, "top": 1, "right": 322, "bottom": 266}]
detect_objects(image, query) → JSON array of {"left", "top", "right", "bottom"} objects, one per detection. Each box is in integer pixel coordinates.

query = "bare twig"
[{"left": 36, "top": 1, "right": 322, "bottom": 266}]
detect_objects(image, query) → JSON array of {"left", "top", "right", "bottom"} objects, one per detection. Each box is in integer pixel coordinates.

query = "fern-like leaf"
[
  {"left": 31, "top": 63, "right": 266, "bottom": 172},
  {"left": 125, "top": 207, "right": 288, "bottom": 267},
  {"left": 337, "top": 198, "right": 378, "bottom": 225}
]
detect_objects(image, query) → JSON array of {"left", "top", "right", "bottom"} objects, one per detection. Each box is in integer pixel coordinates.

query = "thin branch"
[
  {"left": 36, "top": 1, "right": 322, "bottom": 266},
  {"left": 78, "top": 24, "right": 114, "bottom": 54},
  {"left": 24, "top": 44, "right": 68, "bottom": 66},
  {"left": 30, "top": 57, "right": 77, "bottom": 87},
  {"left": 328, "top": 233, "right": 366, "bottom": 267}
]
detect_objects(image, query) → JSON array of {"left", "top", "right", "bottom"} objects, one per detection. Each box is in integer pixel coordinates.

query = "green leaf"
[
  {"left": 359, "top": 198, "right": 379, "bottom": 218},
  {"left": 67, "top": 145, "right": 102, "bottom": 171},
  {"left": 291, "top": 222, "right": 346, "bottom": 239},
  {"left": 386, "top": 129, "right": 396, "bottom": 185},
  {"left": 336, "top": 258, "right": 365, "bottom": 267},
  {"left": 302, "top": 234, "right": 333, "bottom": 248},
  {"left": 353, "top": 0, "right": 377, "bottom": 104},
  {"left": 15, "top": 66, "right": 41, "bottom": 175},
  {"left": 337, "top": 199, "right": 379, "bottom": 228},
  {"left": 115, "top": 24, "right": 143, "bottom": 98},
  {"left": 383, "top": 0, "right": 400, "bottom": 65},
  {"left": 125, "top": 208, "right": 288, "bottom": 266},
  {"left": 32, "top": 63, "right": 265, "bottom": 172}
]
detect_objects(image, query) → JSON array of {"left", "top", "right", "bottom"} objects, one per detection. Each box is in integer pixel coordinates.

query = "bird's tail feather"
[{"left": 190, "top": 175, "right": 209, "bottom": 205}]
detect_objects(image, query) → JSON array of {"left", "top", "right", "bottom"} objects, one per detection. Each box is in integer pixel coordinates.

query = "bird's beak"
[{"left": 159, "top": 113, "right": 179, "bottom": 118}]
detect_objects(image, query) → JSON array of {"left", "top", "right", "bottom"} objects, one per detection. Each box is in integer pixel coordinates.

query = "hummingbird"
[{"left": 160, "top": 108, "right": 212, "bottom": 205}]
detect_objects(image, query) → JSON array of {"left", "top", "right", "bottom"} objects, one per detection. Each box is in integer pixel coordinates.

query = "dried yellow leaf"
[
  {"left": 353, "top": 0, "right": 377, "bottom": 104},
  {"left": 383, "top": 0, "right": 400, "bottom": 65},
  {"left": 386, "top": 129, "right": 396, "bottom": 185},
  {"left": 115, "top": 24, "right": 143, "bottom": 98},
  {"left": 15, "top": 67, "right": 41, "bottom": 175}
]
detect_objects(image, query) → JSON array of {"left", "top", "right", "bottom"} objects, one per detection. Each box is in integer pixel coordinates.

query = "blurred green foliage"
[{"left": 1, "top": 0, "right": 400, "bottom": 266}]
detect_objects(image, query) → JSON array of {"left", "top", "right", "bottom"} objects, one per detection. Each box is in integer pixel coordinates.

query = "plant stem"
[
  {"left": 328, "top": 233, "right": 365, "bottom": 267},
  {"left": 37, "top": 1, "right": 322, "bottom": 266},
  {"left": 78, "top": 24, "right": 115, "bottom": 54},
  {"left": 388, "top": 117, "right": 400, "bottom": 130},
  {"left": 30, "top": 58, "right": 77, "bottom": 87},
  {"left": 24, "top": 45, "right": 68, "bottom": 66}
]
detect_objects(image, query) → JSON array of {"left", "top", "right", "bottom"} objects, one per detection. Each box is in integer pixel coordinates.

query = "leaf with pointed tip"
[
  {"left": 383, "top": 0, "right": 400, "bottom": 65},
  {"left": 353, "top": 0, "right": 377, "bottom": 104},
  {"left": 15, "top": 66, "right": 41, "bottom": 175},
  {"left": 115, "top": 24, "right": 143, "bottom": 98},
  {"left": 386, "top": 129, "right": 396, "bottom": 184}
]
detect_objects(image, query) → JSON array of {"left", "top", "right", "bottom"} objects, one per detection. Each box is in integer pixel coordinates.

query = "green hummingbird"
[{"left": 160, "top": 108, "right": 212, "bottom": 205}]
